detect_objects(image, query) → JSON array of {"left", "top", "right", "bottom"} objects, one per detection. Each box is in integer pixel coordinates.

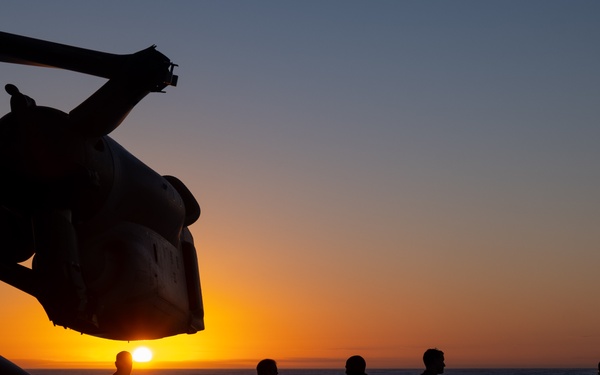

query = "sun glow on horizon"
[{"left": 132, "top": 346, "right": 153, "bottom": 363}]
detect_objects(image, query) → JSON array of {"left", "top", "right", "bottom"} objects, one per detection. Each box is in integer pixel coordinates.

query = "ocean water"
[{"left": 24, "top": 369, "right": 596, "bottom": 375}]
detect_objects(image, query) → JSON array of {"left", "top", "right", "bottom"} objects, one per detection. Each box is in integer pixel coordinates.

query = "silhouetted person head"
[
  {"left": 257, "top": 359, "right": 278, "bottom": 375},
  {"left": 597, "top": 361, "right": 600, "bottom": 375},
  {"left": 422, "top": 348, "right": 445, "bottom": 375},
  {"left": 345, "top": 355, "right": 367, "bottom": 375},
  {"left": 114, "top": 351, "right": 132, "bottom": 375}
]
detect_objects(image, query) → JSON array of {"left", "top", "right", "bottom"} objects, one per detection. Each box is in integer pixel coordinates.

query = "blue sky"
[{"left": 1, "top": 1, "right": 600, "bottom": 368}]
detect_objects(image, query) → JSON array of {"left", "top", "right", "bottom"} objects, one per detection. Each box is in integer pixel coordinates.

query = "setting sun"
[{"left": 132, "top": 347, "right": 153, "bottom": 363}]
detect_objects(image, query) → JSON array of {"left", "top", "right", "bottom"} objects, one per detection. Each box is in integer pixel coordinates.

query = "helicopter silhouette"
[{"left": 0, "top": 31, "right": 204, "bottom": 341}]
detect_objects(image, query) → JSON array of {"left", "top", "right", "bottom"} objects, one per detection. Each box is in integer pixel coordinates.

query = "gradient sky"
[{"left": 1, "top": 0, "right": 600, "bottom": 370}]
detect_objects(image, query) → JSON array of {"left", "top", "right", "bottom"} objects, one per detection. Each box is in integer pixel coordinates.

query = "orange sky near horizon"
[
  {"left": 2, "top": 218, "right": 599, "bottom": 370},
  {"left": 1, "top": 1, "right": 600, "bottom": 371}
]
